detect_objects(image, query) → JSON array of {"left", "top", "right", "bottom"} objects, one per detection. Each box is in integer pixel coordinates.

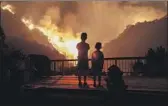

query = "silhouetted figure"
[
  {"left": 91, "top": 42, "right": 104, "bottom": 87},
  {"left": 76, "top": 32, "right": 90, "bottom": 87},
  {"left": 105, "top": 65, "right": 127, "bottom": 103}
]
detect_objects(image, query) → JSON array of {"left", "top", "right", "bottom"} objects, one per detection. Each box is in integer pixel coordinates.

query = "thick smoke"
[
  {"left": 118, "top": 1, "right": 167, "bottom": 12},
  {"left": 2, "top": 1, "right": 167, "bottom": 54}
]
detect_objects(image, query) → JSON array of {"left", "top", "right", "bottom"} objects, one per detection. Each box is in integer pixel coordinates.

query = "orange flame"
[
  {"left": 21, "top": 17, "right": 80, "bottom": 59},
  {"left": 1, "top": 3, "right": 15, "bottom": 14}
]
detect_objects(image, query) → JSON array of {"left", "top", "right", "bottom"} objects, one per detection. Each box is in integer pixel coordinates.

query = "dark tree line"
[{"left": 133, "top": 46, "right": 168, "bottom": 77}]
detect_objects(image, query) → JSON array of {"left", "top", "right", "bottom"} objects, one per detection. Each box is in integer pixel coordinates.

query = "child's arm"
[
  {"left": 91, "top": 53, "right": 94, "bottom": 63},
  {"left": 87, "top": 44, "right": 90, "bottom": 50},
  {"left": 76, "top": 43, "right": 79, "bottom": 50},
  {"left": 101, "top": 53, "right": 104, "bottom": 69}
]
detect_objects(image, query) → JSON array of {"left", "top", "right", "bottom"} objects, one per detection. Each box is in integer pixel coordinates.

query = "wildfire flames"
[
  {"left": 1, "top": 4, "right": 15, "bottom": 14},
  {"left": 1, "top": 3, "right": 80, "bottom": 59},
  {"left": 21, "top": 17, "right": 80, "bottom": 59}
]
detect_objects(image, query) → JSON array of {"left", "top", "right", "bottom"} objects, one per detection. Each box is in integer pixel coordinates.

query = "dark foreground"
[{"left": 1, "top": 86, "right": 168, "bottom": 106}]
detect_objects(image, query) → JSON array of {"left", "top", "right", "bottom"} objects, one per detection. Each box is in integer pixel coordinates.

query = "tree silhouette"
[{"left": 145, "top": 46, "right": 168, "bottom": 76}]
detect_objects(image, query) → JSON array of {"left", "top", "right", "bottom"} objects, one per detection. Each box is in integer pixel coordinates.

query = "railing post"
[
  {"left": 115, "top": 59, "right": 117, "bottom": 66},
  {"left": 62, "top": 61, "right": 64, "bottom": 76},
  {"left": 54, "top": 61, "right": 56, "bottom": 71}
]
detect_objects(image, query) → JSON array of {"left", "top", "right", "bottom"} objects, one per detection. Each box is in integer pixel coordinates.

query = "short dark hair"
[
  {"left": 81, "top": 32, "right": 87, "bottom": 41},
  {"left": 95, "top": 42, "right": 102, "bottom": 50}
]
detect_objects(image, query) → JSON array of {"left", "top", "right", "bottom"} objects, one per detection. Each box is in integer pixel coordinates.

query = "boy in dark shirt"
[{"left": 91, "top": 42, "right": 104, "bottom": 87}]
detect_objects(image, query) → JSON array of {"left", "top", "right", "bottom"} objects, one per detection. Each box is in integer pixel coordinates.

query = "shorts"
[
  {"left": 92, "top": 69, "right": 102, "bottom": 76},
  {"left": 77, "top": 59, "right": 89, "bottom": 70},
  {"left": 77, "top": 69, "right": 89, "bottom": 76}
]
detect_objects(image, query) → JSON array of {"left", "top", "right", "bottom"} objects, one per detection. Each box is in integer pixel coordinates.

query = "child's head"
[
  {"left": 81, "top": 32, "right": 87, "bottom": 41},
  {"left": 95, "top": 42, "right": 102, "bottom": 50}
]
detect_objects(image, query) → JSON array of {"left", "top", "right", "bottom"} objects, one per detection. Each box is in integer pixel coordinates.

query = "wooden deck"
[{"left": 23, "top": 75, "right": 168, "bottom": 92}]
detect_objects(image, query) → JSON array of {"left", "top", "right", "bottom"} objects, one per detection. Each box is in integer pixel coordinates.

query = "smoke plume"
[{"left": 2, "top": 1, "right": 167, "bottom": 56}]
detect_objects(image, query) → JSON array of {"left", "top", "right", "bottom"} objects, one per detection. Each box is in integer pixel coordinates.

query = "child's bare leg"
[
  {"left": 84, "top": 76, "right": 87, "bottom": 84},
  {"left": 78, "top": 75, "right": 82, "bottom": 85},
  {"left": 93, "top": 76, "right": 96, "bottom": 87},
  {"left": 98, "top": 76, "right": 101, "bottom": 86}
]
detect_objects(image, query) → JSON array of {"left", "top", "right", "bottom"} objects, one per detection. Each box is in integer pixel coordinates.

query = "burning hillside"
[
  {"left": 1, "top": 2, "right": 80, "bottom": 59},
  {"left": 1, "top": 10, "right": 65, "bottom": 59},
  {"left": 1, "top": 1, "right": 167, "bottom": 58}
]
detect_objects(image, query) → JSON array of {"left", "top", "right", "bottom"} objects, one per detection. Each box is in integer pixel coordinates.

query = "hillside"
[
  {"left": 1, "top": 10, "right": 65, "bottom": 59},
  {"left": 104, "top": 16, "right": 167, "bottom": 57}
]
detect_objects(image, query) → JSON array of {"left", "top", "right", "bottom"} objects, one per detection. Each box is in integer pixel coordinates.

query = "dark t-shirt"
[
  {"left": 76, "top": 41, "right": 90, "bottom": 69},
  {"left": 91, "top": 50, "right": 104, "bottom": 71}
]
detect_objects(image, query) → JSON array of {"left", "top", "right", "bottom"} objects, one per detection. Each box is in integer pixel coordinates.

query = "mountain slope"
[
  {"left": 1, "top": 10, "right": 65, "bottom": 59},
  {"left": 104, "top": 16, "right": 167, "bottom": 57}
]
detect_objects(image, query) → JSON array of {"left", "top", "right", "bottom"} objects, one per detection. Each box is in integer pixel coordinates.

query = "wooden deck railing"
[{"left": 51, "top": 57, "right": 146, "bottom": 76}]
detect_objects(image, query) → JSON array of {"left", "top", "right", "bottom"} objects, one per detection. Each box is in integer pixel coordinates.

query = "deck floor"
[{"left": 24, "top": 75, "right": 168, "bottom": 92}]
